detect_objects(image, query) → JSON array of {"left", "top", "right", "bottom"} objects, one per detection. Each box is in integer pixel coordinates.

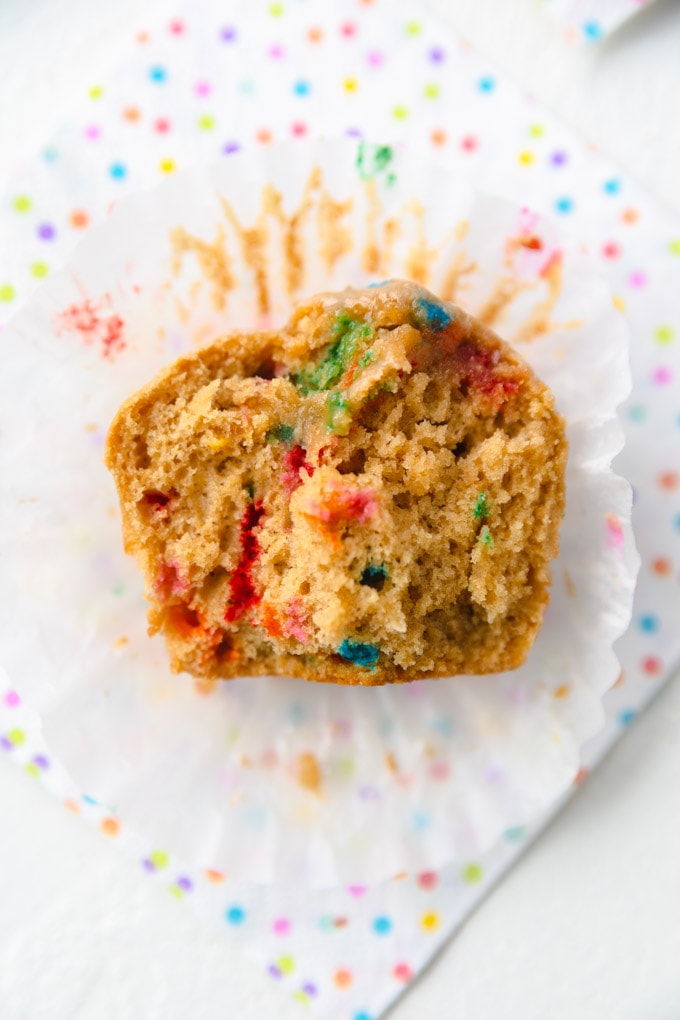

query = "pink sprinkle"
[
  {"left": 367, "top": 50, "right": 384, "bottom": 66},
  {"left": 429, "top": 760, "right": 450, "bottom": 781},
  {"left": 629, "top": 270, "right": 647, "bottom": 288},
  {"left": 653, "top": 365, "right": 673, "bottom": 385},
  {"left": 291, "top": 121, "right": 307, "bottom": 137},
  {"left": 347, "top": 884, "right": 366, "bottom": 897},
  {"left": 269, "top": 44, "right": 285, "bottom": 58},
  {"left": 273, "top": 918, "right": 291, "bottom": 936},
  {"left": 282, "top": 598, "right": 309, "bottom": 643},
  {"left": 3, "top": 691, "right": 20, "bottom": 708},
  {"left": 84, "top": 125, "right": 101, "bottom": 140},
  {"left": 195, "top": 80, "right": 211, "bottom": 96},
  {"left": 605, "top": 512, "right": 624, "bottom": 552},
  {"left": 301, "top": 483, "right": 378, "bottom": 525},
  {"left": 155, "top": 560, "right": 188, "bottom": 597}
]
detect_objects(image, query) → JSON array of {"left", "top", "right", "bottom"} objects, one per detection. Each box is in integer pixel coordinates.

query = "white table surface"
[{"left": 2, "top": 1, "right": 680, "bottom": 1017}]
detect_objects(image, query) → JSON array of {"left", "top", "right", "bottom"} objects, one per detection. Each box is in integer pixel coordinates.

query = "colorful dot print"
[{"left": 0, "top": 3, "right": 677, "bottom": 1020}]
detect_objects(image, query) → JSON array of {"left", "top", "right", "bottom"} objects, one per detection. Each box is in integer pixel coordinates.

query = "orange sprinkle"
[
  {"left": 658, "top": 471, "right": 679, "bottom": 490},
  {"left": 260, "top": 603, "right": 283, "bottom": 638},
  {"left": 652, "top": 557, "right": 672, "bottom": 576},
  {"left": 101, "top": 817, "right": 120, "bottom": 836},
  {"left": 307, "top": 26, "right": 323, "bottom": 42},
  {"left": 69, "top": 209, "right": 90, "bottom": 229},
  {"left": 574, "top": 767, "right": 588, "bottom": 786},
  {"left": 297, "top": 752, "right": 322, "bottom": 794},
  {"left": 334, "top": 969, "right": 353, "bottom": 989},
  {"left": 256, "top": 128, "right": 272, "bottom": 144},
  {"left": 205, "top": 868, "right": 226, "bottom": 883},
  {"left": 553, "top": 684, "right": 570, "bottom": 699},
  {"left": 385, "top": 752, "right": 399, "bottom": 775},
  {"left": 64, "top": 798, "right": 80, "bottom": 814},
  {"left": 430, "top": 128, "right": 447, "bottom": 146},
  {"left": 193, "top": 679, "right": 218, "bottom": 697},
  {"left": 123, "top": 106, "right": 141, "bottom": 122},
  {"left": 113, "top": 636, "right": 129, "bottom": 649},
  {"left": 621, "top": 207, "right": 639, "bottom": 224}
]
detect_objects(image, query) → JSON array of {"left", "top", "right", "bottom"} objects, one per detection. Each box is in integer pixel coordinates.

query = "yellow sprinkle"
[
  {"left": 89, "top": 85, "right": 103, "bottom": 100},
  {"left": 612, "top": 295, "right": 626, "bottom": 312},
  {"left": 518, "top": 150, "right": 534, "bottom": 165},
  {"left": 343, "top": 77, "right": 358, "bottom": 93},
  {"left": 421, "top": 911, "right": 440, "bottom": 931},
  {"left": 207, "top": 437, "right": 229, "bottom": 451},
  {"left": 529, "top": 123, "right": 544, "bottom": 137},
  {"left": 159, "top": 158, "right": 175, "bottom": 174}
]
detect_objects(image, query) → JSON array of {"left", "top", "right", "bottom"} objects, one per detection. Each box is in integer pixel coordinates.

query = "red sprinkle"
[
  {"left": 452, "top": 340, "right": 519, "bottom": 407},
  {"left": 54, "top": 296, "right": 126, "bottom": 359},
  {"left": 225, "top": 501, "right": 265, "bottom": 623},
  {"left": 519, "top": 234, "right": 543, "bottom": 250},
  {"left": 281, "top": 445, "right": 315, "bottom": 495},
  {"left": 143, "top": 489, "right": 176, "bottom": 519}
]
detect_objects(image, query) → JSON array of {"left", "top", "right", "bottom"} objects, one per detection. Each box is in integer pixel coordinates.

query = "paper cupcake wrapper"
[{"left": 0, "top": 139, "right": 638, "bottom": 885}]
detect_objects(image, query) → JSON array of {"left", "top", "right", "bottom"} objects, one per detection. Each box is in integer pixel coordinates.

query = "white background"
[{"left": 2, "top": 0, "right": 680, "bottom": 1017}]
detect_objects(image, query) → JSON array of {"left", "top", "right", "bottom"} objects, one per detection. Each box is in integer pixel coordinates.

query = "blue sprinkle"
[
  {"left": 431, "top": 716, "right": 453, "bottom": 737},
  {"left": 372, "top": 916, "right": 392, "bottom": 935},
  {"left": 225, "top": 904, "right": 246, "bottom": 924},
  {"left": 149, "top": 65, "right": 167, "bottom": 83},
  {"left": 368, "top": 279, "right": 393, "bottom": 288},
  {"left": 603, "top": 178, "right": 621, "bottom": 195},
  {"left": 109, "top": 162, "right": 127, "bottom": 180},
  {"left": 287, "top": 701, "right": 307, "bottom": 725},
  {"left": 82, "top": 794, "right": 98, "bottom": 805},
  {"left": 478, "top": 76, "right": 495, "bottom": 92},
  {"left": 354, "top": 1013, "right": 373, "bottom": 1020},
  {"left": 414, "top": 297, "right": 453, "bottom": 331},
  {"left": 504, "top": 826, "right": 526, "bottom": 843},
  {"left": 555, "top": 196, "right": 574, "bottom": 214},
  {"left": 293, "top": 80, "right": 310, "bottom": 96},
  {"left": 638, "top": 614, "right": 659, "bottom": 634},
  {"left": 338, "top": 639, "right": 379, "bottom": 669},
  {"left": 412, "top": 810, "right": 432, "bottom": 830},
  {"left": 618, "top": 708, "right": 637, "bottom": 727},
  {"left": 582, "top": 20, "right": 603, "bottom": 41}
]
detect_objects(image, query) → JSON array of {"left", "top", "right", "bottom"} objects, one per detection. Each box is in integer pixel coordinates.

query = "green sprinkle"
[
  {"left": 266, "top": 423, "right": 294, "bottom": 445},
  {"left": 244, "top": 482, "right": 255, "bottom": 498},
  {"left": 325, "top": 390, "right": 350, "bottom": 433},
  {"left": 356, "top": 140, "right": 394, "bottom": 180},
  {"left": 168, "top": 884, "right": 183, "bottom": 899},
  {"left": 478, "top": 525, "right": 493, "bottom": 548},
  {"left": 474, "top": 492, "right": 490, "bottom": 520},
  {"left": 296, "top": 312, "right": 372, "bottom": 395},
  {"left": 12, "top": 195, "right": 31, "bottom": 213},
  {"left": 149, "top": 850, "right": 169, "bottom": 870},
  {"left": 461, "top": 862, "right": 483, "bottom": 884}
]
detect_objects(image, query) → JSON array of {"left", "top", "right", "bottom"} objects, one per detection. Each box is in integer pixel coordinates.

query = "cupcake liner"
[{"left": 0, "top": 139, "right": 638, "bottom": 885}]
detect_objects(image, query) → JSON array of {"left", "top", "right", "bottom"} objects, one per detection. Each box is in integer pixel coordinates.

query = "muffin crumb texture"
[{"left": 105, "top": 280, "right": 567, "bottom": 685}]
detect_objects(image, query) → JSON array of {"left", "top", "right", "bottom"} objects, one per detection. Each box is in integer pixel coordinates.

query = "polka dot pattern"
[{"left": 0, "top": 4, "right": 676, "bottom": 1019}]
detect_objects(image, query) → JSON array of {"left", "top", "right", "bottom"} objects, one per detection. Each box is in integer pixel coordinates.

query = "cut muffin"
[{"left": 105, "top": 280, "right": 567, "bottom": 685}]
